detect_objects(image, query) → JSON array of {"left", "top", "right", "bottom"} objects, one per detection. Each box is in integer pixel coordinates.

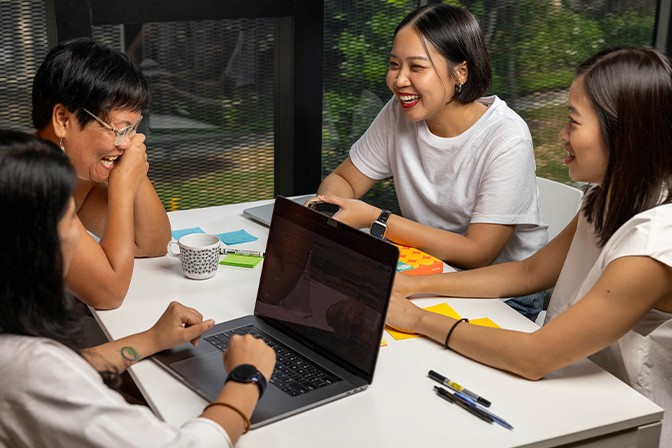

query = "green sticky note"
[{"left": 219, "top": 254, "right": 263, "bottom": 268}]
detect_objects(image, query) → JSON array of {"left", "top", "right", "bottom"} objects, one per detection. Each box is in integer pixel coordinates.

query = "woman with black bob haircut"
[
  {"left": 312, "top": 3, "right": 547, "bottom": 319},
  {"left": 0, "top": 130, "right": 276, "bottom": 446},
  {"left": 33, "top": 38, "right": 171, "bottom": 310},
  {"left": 387, "top": 47, "right": 672, "bottom": 445}
]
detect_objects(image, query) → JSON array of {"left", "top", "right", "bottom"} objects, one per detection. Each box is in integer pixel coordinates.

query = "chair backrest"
[{"left": 536, "top": 177, "right": 584, "bottom": 241}]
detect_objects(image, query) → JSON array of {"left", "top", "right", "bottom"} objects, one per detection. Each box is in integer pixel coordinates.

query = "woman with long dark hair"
[
  {"left": 387, "top": 48, "right": 672, "bottom": 445},
  {"left": 0, "top": 130, "right": 276, "bottom": 446}
]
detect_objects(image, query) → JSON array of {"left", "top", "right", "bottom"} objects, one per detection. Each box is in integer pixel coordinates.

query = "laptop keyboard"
[{"left": 204, "top": 325, "right": 341, "bottom": 397}]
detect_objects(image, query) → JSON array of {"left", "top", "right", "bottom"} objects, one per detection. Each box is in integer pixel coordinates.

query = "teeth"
[
  {"left": 399, "top": 95, "right": 420, "bottom": 102},
  {"left": 102, "top": 156, "right": 118, "bottom": 161}
]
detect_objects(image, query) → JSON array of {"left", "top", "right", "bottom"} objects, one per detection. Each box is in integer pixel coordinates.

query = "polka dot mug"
[{"left": 168, "top": 233, "right": 221, "bottom": 279}]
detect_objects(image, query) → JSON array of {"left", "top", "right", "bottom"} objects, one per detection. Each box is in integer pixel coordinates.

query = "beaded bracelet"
[
  {"left": 444, "top": 317, "right": 469, "bottom": 349},
  {"left": 203, "top": 402, "right": 251, "bottom": 434}
]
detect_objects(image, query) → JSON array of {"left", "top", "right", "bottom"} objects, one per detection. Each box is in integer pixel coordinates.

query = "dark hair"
[
  {"left": 395, "top": 3, "right": 491, "bottom": 103},
  {"left": 578, "top": 48, "right": 672, "bottom": 246},
  {"left": 0, "top": 130, "right": 85, "bottom": 349},
  {"left": 32, "top": 38, "right": 150, "bottom": 130}
]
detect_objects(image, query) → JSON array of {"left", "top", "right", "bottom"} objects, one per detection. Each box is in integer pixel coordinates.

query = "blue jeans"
[{"left": 504, "top": 291, "right": 545, "bottom": 321}]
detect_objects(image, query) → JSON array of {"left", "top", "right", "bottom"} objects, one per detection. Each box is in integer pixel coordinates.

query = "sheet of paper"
[
  {"left": 386, "top": 302, "right": 500, "bottom": 340},
  {"left": 217, "top": 229, "right": 258, "bottom": 245},
  {"left": 171, "top": 227, "right": 205, "bottom": 240}
]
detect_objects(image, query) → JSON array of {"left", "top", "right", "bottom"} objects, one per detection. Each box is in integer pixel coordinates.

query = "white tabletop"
[{"left": 92, "top": 199, "right": 663, "bottom": 448}]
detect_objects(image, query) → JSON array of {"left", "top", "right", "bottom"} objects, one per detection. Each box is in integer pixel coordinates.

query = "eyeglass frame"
[{"left": 80, "top": 107, "right": 143, "bottom": 146}]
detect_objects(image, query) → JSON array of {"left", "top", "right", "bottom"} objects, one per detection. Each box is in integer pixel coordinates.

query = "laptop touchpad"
[{"left": 171, "top": 352, "right": 225, "bottom": 400}]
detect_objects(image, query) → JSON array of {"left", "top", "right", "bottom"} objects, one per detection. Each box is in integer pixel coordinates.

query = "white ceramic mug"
[{"left": 168, "top": 233, "right": 221, "bottom": 279}]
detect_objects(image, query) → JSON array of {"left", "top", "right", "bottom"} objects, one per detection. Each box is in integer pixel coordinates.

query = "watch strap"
[{"left": 376, "top": 209, "right": 391, "bottom": 224}]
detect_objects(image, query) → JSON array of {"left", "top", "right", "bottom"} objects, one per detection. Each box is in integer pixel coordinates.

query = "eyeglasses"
[{"left": 81, "top": 107, "right": 143, "bottom": 146}]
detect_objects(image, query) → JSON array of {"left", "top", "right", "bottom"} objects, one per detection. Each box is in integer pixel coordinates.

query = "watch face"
[
  {"left": 231, "top": 363, "right": 258, "bottom": 381},
  {"left": 370, "top": 221, "right": 386, "bottom": 239},
  {"left": 228, "top": 363, "right": 267, "bottom": 398}
]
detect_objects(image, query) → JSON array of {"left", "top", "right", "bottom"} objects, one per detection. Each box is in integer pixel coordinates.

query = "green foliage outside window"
[{"left": 322, "top": 0, "right": 655, "bottom": 210}]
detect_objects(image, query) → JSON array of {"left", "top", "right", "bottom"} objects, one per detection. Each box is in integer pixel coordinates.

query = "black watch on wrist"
[
  {"left": 370, "top": 209, "right": 391, "bottom": 239},
  {"left": 226, "top": 364, "right": 267, "bottom": 398}
]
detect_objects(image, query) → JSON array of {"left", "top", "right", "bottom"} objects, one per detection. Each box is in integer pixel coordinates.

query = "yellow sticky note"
[
  {"left": 386, "top": 302, "right": 461, "bottom": 340},
  {"left": 470, "top": 317, "right": 500, "bottom": 328},
  {"left": 424, "top": 302, "right": 462, "bottom": 320},
  {"left": 386, "top": 303, "right": 499, "bottom": 340}
]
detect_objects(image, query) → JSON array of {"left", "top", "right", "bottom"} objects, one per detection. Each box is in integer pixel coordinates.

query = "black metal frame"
[
  {"left": 654, "top": 0, "right": 672, "bottom": 54},
  {"left": 45, "top": 0, "right": 324, "bottom": 197}
]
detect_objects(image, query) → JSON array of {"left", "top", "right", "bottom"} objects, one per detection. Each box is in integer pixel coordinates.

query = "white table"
[{"left": 93, "top": 199, "right": 663, "bottom": 447}]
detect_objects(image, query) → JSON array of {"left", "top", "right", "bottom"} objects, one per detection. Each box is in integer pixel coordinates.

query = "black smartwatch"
[
  {"left": 370, "top": 209, "right": 391, "bottom": 239},
  {"left": 226, "top": 364, "right": 267, "bottom": 398}
]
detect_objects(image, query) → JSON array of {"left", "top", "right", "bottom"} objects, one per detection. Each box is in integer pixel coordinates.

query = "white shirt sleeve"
[
  {"left": 349, "top": 98, "right": 395, "bottom": 180},
  {"left": 471, "top": 133, "right": 540, "bottom": 225},
  {"left": 0, "top": 338, "right": 233, "bottom": 448}
]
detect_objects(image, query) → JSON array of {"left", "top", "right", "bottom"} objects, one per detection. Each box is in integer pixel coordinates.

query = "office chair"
[{"left": 535, "top": 177, "right": 584, "bottom": 325}]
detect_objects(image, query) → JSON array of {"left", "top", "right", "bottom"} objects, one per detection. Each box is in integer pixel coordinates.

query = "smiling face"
[
  {"left": 559, "top": 76, "right": 608, "bottom": 185},
  {"left": 386, "top": 25, "right": 462, "bottom": 126},
  {"left": 64, "top": 108, "right": 141, "bottom": 183}
]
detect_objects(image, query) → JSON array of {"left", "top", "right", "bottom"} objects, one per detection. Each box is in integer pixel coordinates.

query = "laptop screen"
[{"left": 255, "top": 196, "right": 398, "bottom": 382}]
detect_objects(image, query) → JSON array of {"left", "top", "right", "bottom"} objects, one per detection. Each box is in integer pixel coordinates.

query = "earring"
[
  {"left": 59, "top": 136, "right": 65, "bottom": 153},
  {"left": 455, "top": 83, "right": 463, "bottom": 94}
]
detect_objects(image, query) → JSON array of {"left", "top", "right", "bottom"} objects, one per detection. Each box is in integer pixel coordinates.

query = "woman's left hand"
[
  {"left": 315, "top": 193, "right": 381, "bottom": 229},
  {"left": 147, "top": 301, "right": 215, "bottom": 353}
]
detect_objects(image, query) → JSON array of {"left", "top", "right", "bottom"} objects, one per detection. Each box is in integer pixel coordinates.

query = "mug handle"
[{"left": 167, "top": 241, "right": 180, "bottom": 257}]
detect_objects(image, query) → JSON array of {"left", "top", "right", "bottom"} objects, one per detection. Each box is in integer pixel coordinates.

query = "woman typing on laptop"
[{"left": 0, "top": 130, "right": 275, "bottom": 447}]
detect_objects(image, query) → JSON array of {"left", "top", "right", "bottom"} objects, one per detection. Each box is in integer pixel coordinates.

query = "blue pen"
[{"left": 454, "top": 392, "right": 514, "bottom": 430}]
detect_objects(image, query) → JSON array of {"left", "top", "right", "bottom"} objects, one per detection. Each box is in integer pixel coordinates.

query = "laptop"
[
  {"left": 154, "top": 196, "right": 399, "bottom": 428},
  {"left": 243, "top": 194, "right": 315, "bottom": 226}
]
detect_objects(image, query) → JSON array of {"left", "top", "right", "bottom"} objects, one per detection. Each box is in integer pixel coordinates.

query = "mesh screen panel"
[
  {"left": 0, "top": 0, "right": 48, "bottom": 132},
  {"left": 93, "top": 19, "right": 275, "bottom": 211},
  {"left": 321, "top": 0, "right": 658, "bottom": 213},
  {"left": 0, "top": 0, "right": 660, "bottom": 212}
]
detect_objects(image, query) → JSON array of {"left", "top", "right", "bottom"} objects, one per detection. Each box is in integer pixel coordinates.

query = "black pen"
[
  {"left": 434, "top": 386, "right": 494, "bottom": 424},
  {"left": 428, "top": 369, "right": 491, "bottom": 407},
  {"left": 455, "top": 392, "right": 514, "bottom": 430}
]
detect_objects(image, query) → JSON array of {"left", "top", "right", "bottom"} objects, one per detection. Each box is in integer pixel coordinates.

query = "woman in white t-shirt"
[
  {"left": 311, "top": 4, "right": 547, "bottom": 319},
  {"left": 386, "top": 48, "right": 672, "bottom": 445},
  {"left": 0, "top": 130, "right": 276, "bottom": 447}
]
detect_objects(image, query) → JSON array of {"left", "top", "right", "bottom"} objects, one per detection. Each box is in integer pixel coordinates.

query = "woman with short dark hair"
[
  {"left": 313, "top": 4, "right": 547, "bottom": 319},
  {"left": 33, "top": 38, "right": 171, "bottom": 309},
  {"left": 0, "top": 130, "right": 276, "bottom": 447}
]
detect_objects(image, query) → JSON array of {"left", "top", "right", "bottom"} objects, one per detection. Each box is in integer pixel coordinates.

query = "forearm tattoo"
[{"left": 120, "top": 346, "right": 141, "bottom": 368}]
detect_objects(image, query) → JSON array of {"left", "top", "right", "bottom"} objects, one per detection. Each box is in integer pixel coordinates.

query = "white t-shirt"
[
  {"left": 350, "top": 95, "right": 547, "bottom": 264},
  {"left": 0, "top": 335, "right": 233, "bottom": 448},
  {"left": 546, "top": 202, "right": 672, "bottom": 446}
]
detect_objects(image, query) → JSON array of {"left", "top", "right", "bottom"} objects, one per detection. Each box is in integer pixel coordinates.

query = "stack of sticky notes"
[
  {"left": 220, "top": 254, "right": 263, "bottom": 268},
  {"left": 394, "top": 244, "right": 443, "bottom": 276}
]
